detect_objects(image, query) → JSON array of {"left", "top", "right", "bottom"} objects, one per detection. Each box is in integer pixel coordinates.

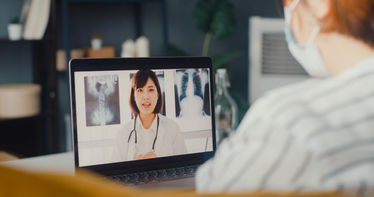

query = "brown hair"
[
  {"left": 283, "top": 0, "right": 374, "bottom": 47},
  {"left": 129, "top": 69, "right": 163, "bottom": 115},
  {"left": 323, "top": 0, "right": 374, "bottom": 47}
]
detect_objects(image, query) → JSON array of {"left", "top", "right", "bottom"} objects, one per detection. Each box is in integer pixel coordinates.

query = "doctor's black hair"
[{"left": 129, "top": 69, "right": 163, "bottom": 115}]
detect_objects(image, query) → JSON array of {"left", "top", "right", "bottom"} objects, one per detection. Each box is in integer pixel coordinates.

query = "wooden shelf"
[
  {"left": 0, "top": 38, "right": 43, "bottom": 44},
  {"left": 0, "top": 0, "right": 59, "bottom": 157},
  {"left": 62, "top": 0, "right": 169, "bottom": 62},
  {"left": 68, "top": 0, "right": 159, "bottom": 3},
  {"left": 0, "top": 114, "right": 42, "bottom": 123},
  {"left": 0, "top": 111, "right": 56, "bottom": 122}
]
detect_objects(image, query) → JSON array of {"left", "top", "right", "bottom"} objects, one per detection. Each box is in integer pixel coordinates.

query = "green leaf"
[
  {"left": 211, "top": 51, "right": 241, "bottom": 68},
  {"left": 193, "top": 0, "right": 236, "bottom": 40},
  {"left": 9, "top": 16, "right": 20, "bottom": 24}
]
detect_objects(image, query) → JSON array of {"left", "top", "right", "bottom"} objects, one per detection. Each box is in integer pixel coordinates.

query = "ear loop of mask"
[
  {"left": 307, "top": 25, "right": 321, "bottom": 44},
  {"left": 286, "top": 0, "right": 321, "bottom": 46},
  {"left": 283, "top": 0, "right": 329, "bottom": 78},
  {"left": 284, "top": 0, "right": 300, "bottom": 37},
  {"left": 289, "top": 0, "right": 300, "bottom": 10}
]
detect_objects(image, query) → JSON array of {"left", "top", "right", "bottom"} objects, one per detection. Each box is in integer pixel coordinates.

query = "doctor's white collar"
[{"left": 136, "top": 114, "right": 159, "bottom": 132}]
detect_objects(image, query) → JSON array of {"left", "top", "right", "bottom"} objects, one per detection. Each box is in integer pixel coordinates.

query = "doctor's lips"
[{"left": 142, "top": 102, "right": 153, "bottom": 109}]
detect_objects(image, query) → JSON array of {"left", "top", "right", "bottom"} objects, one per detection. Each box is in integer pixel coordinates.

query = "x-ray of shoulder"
[
  {"left": 84, "top": 75, "right": 120, "bottom": 126},
  {"left": 174, "top": 68, "right": 210, "bottom": 118}
]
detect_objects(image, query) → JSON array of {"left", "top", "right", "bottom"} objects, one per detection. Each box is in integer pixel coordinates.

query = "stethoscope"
[{"left": 127, "top": 114, "right": 160, "bottom": 151}]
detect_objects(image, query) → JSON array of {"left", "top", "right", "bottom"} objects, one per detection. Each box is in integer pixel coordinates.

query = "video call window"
[{"left": 74, "top": 68, "right": 213, "bottom": 166}]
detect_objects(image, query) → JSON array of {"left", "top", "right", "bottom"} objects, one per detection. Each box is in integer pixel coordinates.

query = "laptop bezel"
[{"left": 69, "top": 57, "right": 216, "bottom": 176}]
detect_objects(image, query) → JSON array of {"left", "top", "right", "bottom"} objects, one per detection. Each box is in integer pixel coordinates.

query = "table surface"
[
  {"left": 0, "top": 152, "right": 195, "bottom": 189},
  {"left": 2, "top": 152, "right": 75, "bottom": 174}
]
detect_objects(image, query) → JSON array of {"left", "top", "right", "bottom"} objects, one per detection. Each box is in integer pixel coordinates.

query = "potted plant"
[
  {"left": 8, "top": 16, "right": 22, "bottom": 41},
  {"left": 168, "top": 0, "right": 249, "bottom": 121},
  {"left": 193, "top": 0, "right": 240, "bottom": 72},
  {"left": 169, "top": 0, "right": 240, "bottom": 71}
]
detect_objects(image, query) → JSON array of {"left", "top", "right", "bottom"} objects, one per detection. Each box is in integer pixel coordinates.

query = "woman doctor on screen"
[{"left": 113, "top": 69, "right": 187, "bottom": 162}]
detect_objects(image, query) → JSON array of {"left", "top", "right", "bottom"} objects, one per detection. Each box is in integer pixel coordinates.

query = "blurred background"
[{"left": 0, "top": 0, "right": 302, "bottom": 158}]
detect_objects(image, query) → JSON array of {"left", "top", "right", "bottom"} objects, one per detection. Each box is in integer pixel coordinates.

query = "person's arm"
[
  {"left": 111, "top": 139, "right": 122, "bottom": 163},
  {"left": 174, "top": 131, "right": 187, "bottom": 155},
  {"left": 111, "top": 125, "right": 131, "bottom": 162}
]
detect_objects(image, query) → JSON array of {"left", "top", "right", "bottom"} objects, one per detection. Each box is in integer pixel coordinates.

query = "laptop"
[{"left": 69, "top": 57, "right": 216, "bottom": 186}]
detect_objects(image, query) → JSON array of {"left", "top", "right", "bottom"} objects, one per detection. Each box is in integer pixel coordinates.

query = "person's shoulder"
[
  {"left": 264, "top": 68, "right": 374, "bottom": 124},
  {"left": 263, "top": 78, "right": 323, "bottom": 103},
  {"left": 158, "top": 114, "right": 180, "bottom": 132},
  {"left": 252, "top": 75, "right": 366, "bottom": 138},
  {"left": 122, "top": 120, "right": 134, "bottom": 129},
  {"left": 116, "top": 120, "right": 133, "bottom": 138},
  {"left": 250, "top": 79, "right": 322, "bottom": 116},
  {"left": 243, "top": 78, "right": 328, "bottom": 133},
  {"left": 158, "top": 114, "right": 177, "bottom": 126}
]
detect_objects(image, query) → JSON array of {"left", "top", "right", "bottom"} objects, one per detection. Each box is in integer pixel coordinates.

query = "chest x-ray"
[
  {"left": 174, "top": 68, "right": 210, "bottom": 118},
  {"left": 84, "top": 75, "right": 120, "bottom": 126}
]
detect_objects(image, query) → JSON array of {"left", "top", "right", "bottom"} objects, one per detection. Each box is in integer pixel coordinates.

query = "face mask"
[{"left": 284, "top": 0, "right": 329, "bottom": 78}]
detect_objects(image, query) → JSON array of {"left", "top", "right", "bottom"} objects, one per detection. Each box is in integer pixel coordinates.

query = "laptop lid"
[{"left": 69, "top": 57, "right": 216, "bottom": 176}]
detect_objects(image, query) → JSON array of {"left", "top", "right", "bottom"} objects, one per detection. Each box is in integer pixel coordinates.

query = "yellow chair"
[
  {"left": 0, "top": 165, "right": 344, "bottom": 197},
  {"left": 0, "top": 151, "right": 18, "bottom": 162}
]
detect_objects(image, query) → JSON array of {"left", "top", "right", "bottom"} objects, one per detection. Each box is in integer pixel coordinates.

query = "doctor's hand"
[
  {"left": 134, "top": 152, "right": 157, "bottom": 160},
  {"left": 143, "top": 152, "right": 157, "bottom": 159}
]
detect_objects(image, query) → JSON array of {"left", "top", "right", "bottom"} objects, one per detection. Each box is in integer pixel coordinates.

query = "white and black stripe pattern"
[{"left": 196, "top": 56, "right": 374, "bottom": 196}]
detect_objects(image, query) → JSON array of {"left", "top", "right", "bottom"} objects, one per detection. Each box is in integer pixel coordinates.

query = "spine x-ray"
[{"left": 84, "top": 75, "right": 120, "bottom": 126}]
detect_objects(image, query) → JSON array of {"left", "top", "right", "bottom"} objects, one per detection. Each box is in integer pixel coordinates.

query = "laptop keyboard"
[{"left": 110, "top": 165, "right": 199, "bottom": 185}]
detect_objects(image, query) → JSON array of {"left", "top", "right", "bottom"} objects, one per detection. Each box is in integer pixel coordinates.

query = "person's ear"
[{"left": 308, "top": 0, "right": 331, "bottom": 20}]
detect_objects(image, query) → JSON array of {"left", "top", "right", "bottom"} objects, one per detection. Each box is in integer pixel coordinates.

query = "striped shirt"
[{"left": 196, "top": 56, "right": 374, "bottom": 196}]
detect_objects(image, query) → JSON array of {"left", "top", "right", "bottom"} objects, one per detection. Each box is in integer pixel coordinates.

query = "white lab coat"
[{"left": 112, "top": 114, "right": 187, "bottom": 162}]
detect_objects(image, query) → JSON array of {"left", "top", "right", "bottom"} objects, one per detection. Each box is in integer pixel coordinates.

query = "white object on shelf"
[
  {"left": 7, "top": 24, "right": 23, "bottom": 41},
  {"left": 23, "top": 0, "right": 51, "bottom": 40},
  {"left": 135, "top": 36, "right": 150, "bottom": 57},
  {"left": 56, "top": 49, "right": 84, "bottom": 71},
  {"left": 121, "top": 39, "right": 136, "bottom": 57},
  {"left": 0, "top": 84, "right": 41, "bottom": 118},
  {"left": 91, "top": 38, "right": 102, "bottom": 50}
]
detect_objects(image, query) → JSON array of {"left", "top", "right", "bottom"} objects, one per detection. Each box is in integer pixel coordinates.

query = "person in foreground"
[{"left": 196, "top": 0, "right": 374, "bottom": 196}]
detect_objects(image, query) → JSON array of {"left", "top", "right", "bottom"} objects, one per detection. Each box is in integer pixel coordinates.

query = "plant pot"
[
  {"left": 8, "top": 24, "right": 22, "bottom": 41},
  {"left": 91, "top": 38, "right": 102, "bottom": 50}
]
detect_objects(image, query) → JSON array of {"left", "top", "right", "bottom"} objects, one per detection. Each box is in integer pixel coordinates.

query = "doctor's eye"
[{"left": 136, "top": 88, "right": 143, "bottom": 93}]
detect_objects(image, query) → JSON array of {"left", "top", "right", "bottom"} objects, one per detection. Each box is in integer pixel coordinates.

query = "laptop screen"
[{"left": 72, "top": 66, "right": 214, "bottom": 167}]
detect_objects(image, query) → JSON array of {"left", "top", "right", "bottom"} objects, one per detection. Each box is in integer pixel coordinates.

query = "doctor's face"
[{"left": 134, "top": 77, "right": 159, "bottom": 115}]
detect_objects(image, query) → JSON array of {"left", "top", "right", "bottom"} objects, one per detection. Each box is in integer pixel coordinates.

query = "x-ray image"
[
  {"left": 85, "top": 75, "right": 120, "bottom": 126},
  {"left": 174, "top": 69, "right": 210, "bottom": 118}
]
